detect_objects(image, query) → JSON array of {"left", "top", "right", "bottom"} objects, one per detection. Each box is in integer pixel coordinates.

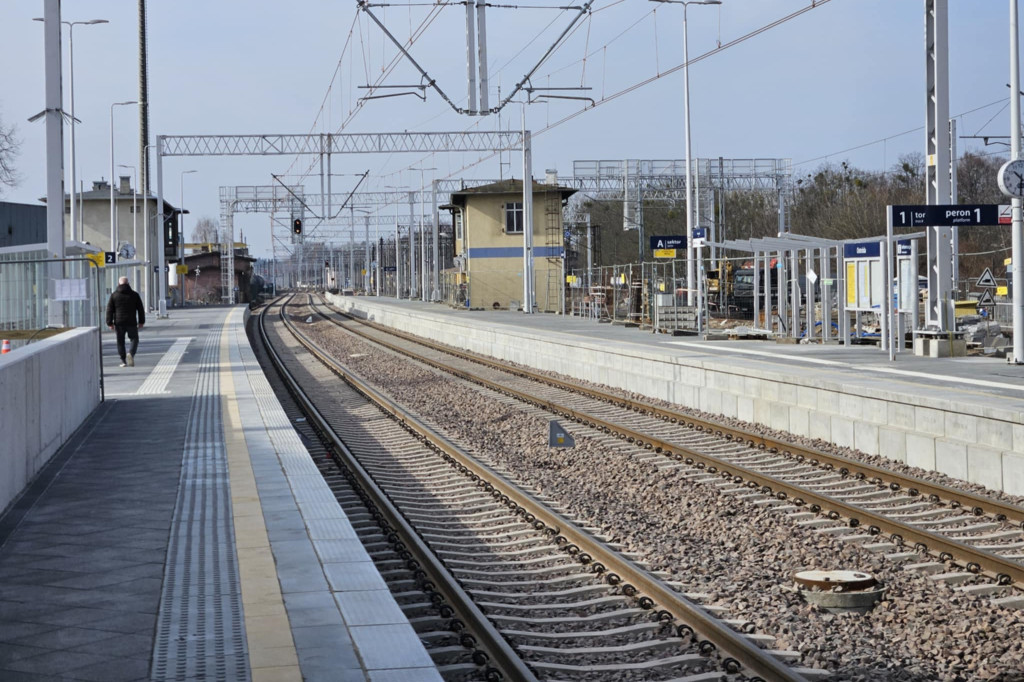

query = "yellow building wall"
[{"left": 459, "top": 189, "right": 564, "bottom": 312}]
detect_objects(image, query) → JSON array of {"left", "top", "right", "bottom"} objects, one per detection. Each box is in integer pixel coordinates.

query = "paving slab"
[{"left": 0, "top": 307, "right": 436, "bottom": 681}]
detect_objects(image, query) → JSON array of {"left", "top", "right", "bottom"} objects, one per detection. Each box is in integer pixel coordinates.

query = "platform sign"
[
  {"left": 649, "top": 235, "right": 685, "bottom": 250},
  {"left": 175, "top": 264, "right": 188, "bottom": 275},
  {"left": 891, "top": 204, "right": 999, "bottom": 227},
  {"left": 85, "top": 253, "right": 105, "bottom": 268},
  {"left": 653, "top": 249, "right": 676, "bottom": 259},
  {"left": 104, "top": 251, "right": 116, "bottom": 265}
]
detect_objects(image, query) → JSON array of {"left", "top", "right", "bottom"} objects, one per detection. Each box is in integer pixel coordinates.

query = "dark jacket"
[{"left": 106, "top": 283, "right": 146, "bottom": 327}]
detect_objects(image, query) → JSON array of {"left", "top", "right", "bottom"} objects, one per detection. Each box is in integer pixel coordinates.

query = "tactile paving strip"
[{"left": 151, "top": 332, "right": 249, "bottom": 681}]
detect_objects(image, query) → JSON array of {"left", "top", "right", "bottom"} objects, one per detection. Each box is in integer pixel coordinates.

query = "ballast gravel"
[{"left": 298, "top": 311, "right": 1024, "bottom": 682}]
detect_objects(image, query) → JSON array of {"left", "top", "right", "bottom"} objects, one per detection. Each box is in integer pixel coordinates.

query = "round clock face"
[
  {"left": 998, "top": 159, "right": 1024, "bottom": 198},
  {"left": 118, "top": 243, "right": 136, "bottom": 260}
]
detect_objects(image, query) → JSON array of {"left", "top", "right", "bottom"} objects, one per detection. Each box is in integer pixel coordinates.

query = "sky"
[{"left": 0, "top": 0, "right": 1019, "bottom": 259}]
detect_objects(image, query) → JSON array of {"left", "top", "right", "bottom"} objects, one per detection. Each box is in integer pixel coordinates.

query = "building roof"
[
  {"left": 38, "top": 180, "right": 179, "bottom": 213},
  {"left": 447, "top": 179, "right": 576, "bottom": 206}
]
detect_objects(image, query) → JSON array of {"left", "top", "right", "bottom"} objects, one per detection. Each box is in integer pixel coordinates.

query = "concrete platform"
[
  {"left": 327, "top": 294, "right": 1024, "bottom": 497},
  {"left": 0, "top": 306, "right": 439, "bottom": 682}
]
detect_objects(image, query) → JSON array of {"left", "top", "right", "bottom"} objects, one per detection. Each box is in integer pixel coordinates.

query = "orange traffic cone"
[{"left": 1, "top": 339, "right": 10, "bottom": 354}]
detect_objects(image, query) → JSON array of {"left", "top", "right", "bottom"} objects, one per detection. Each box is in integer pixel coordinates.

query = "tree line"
[{"left": 566, "top": 152, "right": 1012, "bottom": 280}]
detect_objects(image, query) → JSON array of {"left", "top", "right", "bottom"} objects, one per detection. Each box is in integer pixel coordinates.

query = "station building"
[{"left": 442, "top": 178, "right": 575, "bottom": 312}]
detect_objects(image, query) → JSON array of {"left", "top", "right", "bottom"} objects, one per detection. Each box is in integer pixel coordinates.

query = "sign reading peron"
[{"left": 891, "top": 204, "right": 1000, "bottom": 227}]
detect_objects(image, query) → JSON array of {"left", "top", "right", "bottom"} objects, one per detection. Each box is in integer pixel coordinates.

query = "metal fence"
[
  {"left": 0, "top": 250, "right": 142, "bottom": 350},
  {"left": 565, "top": 260, "right": 698, "bottom": 332}
]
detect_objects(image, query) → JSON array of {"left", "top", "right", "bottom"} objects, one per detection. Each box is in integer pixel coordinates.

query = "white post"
[
  {"left": 43, "top": 0, "right": 64, "bottom": 328},
  {"left": 110, "top": 100, "right": 136, "bottom": 252},
  {"left": 67, "top": 23, "right": 76, "bottom": 243},
  {"left": 142, "top": 144, "right": 153, "bottom": 309},
  {"left": 1012, "top": 0, "right": 1024, "bottom": 363},
  {"left": 885, "top": 210, "right": 895, "bottom": 361},
  {"left": 56, "top": 19, "right": 107, "bottom": 243},
  {"left": 682, "top": 4, "right": 694, "bottom": 306},
  {"left": 431, "top": 179, "right": 439, "bottom": 300},
  {"left": 403, "top": 191, "right": 411, "bottom": 296},
  {"left": 522, "top": 105, "right": 534, "bottom": 313},
  {"left": 156, "top": 136, "right": 167, "bottom": 317},
  {"left": 364, "top": 214, "right": 371, "bottom": 292}
]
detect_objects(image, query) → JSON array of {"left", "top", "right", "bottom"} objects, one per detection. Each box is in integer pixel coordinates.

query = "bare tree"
[
  {"left": 191, "top": 217, "right": 220, "bottom": 244},
  {"left": 0, "top": 111, "right": 20, "bottom": 195}
]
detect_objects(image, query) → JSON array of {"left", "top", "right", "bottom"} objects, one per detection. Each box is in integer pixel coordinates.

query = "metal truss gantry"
[
  {"left": 571, "top": 158, "right": 792, "bottom": 267},
  {"left": 219, "top": 181, "right": 500, "bottom": 300},
  {"left": 155, "top": 131, "right": 526, "bottom": 313}
]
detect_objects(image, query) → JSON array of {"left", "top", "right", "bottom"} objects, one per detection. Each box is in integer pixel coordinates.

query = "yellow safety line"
[{"left": 220, "top": 308, "right": 302, "bottom": 682}]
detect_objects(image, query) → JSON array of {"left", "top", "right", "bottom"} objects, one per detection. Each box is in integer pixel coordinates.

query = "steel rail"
[
  {"left": 322, "top": 301, "right": 1024, "bottom": 529},
  {"left": 260, "top": 297, "right": 539, "bottom": 682},
  {"left": 312, "top": 299, "right": 1024, "bottom": 587},
  {"left": 285, "top": 299, "right": 812, "bottom": 682}
]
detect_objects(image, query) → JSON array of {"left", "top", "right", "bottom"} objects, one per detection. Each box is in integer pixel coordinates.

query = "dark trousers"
[{"left": 114, "top": 325, "right": 139, "bottom": 361}]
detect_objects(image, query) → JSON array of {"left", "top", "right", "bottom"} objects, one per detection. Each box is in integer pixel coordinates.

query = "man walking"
[{"left": 106, "top": 276, "right": 146, "bottom": 367}]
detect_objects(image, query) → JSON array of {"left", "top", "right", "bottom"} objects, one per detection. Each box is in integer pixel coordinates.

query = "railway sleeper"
[
  {"left": 433, "top": 541, "right": 550, "bottom": 555},
  {"left": 444, "top": 556, "right": 566, "bottom": 569},
  {"left": 468, "top": 577, "right": 606, "bottom": 593},
  {"left": 503, "top": 621, "right": 665, "bottom": 641},
  {"left": 926, "top": 571, "right": 977, "bottom": 585},
  {"left": 475, "top": 595, "right": 634, "bottom": 611},
  {"left": 991, "top": 595, "right": 1024, "bottom": 609},
  {"left": 517, "top": 637, "right": 685, "bottom": 658},
  {"left": 452, "top": 565, "right": 583, "bottom": 579},
  {"left": 903, "top": 561, "right": 948, "bottom": 575},
  {"left": 814, "top": 526, "right": 860, "bottom": 537},
  {"left": 974, "top": 540, "right": 1024, "bottom": 550},
  {"left": 527, "top": 653, "right": 706, "bottom": 674},
  {"left": 486, "top": 608, "right": 648, "bottom": 626},
  {"left": 956, "top": 583, "right": 1013, "bottom": 597},
  {"left": 459, "top": 573, "right": 593, "bottom": 588},
  {"left": 941, "top": 524, "right": 1010, "bottom": 535}
]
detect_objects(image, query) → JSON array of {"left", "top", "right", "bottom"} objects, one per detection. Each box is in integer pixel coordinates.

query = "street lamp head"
[
  {"left": 114, "top": 100, "right": 138, "bottom": 107},
  {"left": 34, "top": 18, "right": 110, "bottom": 25},
  {"left": 182, "top": 170, "right": 198, "bottom": 175}
]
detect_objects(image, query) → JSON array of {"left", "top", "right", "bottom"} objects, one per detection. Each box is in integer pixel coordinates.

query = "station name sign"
[
  {"left": 890, "top": 204, "right": 1000, "bottom": 227},
  {"left": 843, "top": 242, "right": 881, "bottom": 259},
  {"left": 649, "top": 235, "right": 685, "bottom": 250}
]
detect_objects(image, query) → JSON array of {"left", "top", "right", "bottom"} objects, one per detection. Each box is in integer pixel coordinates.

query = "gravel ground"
[{"left": 298, "top": 310, "right": 1024, "bottom": 681}]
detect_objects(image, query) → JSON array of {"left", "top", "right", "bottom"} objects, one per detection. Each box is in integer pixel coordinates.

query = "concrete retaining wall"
[
  {"left": 326, "top": 294, "right": 1024, "bottom": 496},
  {"left": 0, "top": 328, "right": 101, "bottom": 514}
]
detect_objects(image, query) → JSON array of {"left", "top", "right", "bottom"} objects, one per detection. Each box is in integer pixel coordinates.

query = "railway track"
[
  {"left": 308, "top": 296, "right": 1024, "bottom": 603},
  {"left": 257, "top": 295, "right": 823, "bottom": 681}
]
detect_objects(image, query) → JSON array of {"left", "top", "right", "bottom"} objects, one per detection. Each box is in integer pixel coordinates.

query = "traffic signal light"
[{"left": 292, "top": 218, "right": 302, "bottom": 235}]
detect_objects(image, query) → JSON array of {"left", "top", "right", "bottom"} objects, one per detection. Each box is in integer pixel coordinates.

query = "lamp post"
[
  {"left": 650, "top": 0, "right": 720, "bottom": 306},
  {"left": 142, "top": 143, "right": 155, "bottom": 310},
  {"left": 179, "top": 170, "right": 197, "bottom": 307},
  {"left": 33, "top": 17, "right": 107, "bottom": 243},
  {"left": 110, "top": 100, "right": 137, "bottom": 251},
  {"left": 118, "top": 164, "right": 138, "bottom": 289},
  {"left": 411, "top": 166, "right": 436, "bottom": 302}
]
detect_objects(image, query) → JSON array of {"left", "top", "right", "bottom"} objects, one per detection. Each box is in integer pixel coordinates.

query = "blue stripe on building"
[{"left": 466, "top": 246, "right": 564, "bottom": 258}]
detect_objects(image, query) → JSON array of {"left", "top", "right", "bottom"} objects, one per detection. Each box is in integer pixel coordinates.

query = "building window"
[
  {"left": 455, "top": 211, "right": 463, "bottom": 242},
  {"left": 504, "top": 202, "right": 523, "bottom": 234}
]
